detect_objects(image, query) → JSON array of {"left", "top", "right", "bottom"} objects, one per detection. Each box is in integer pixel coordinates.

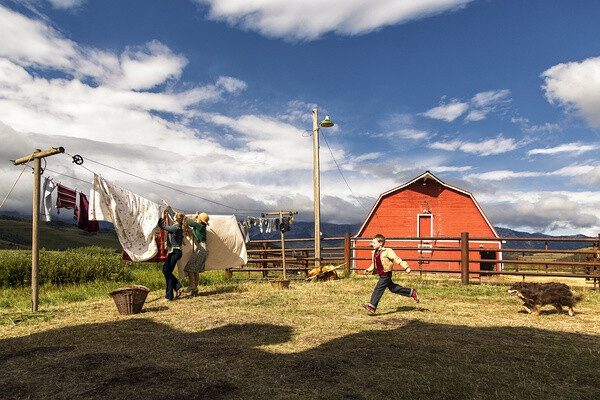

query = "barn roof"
[{"left": 356, "top": 171, "right": 499, "bottom": 238}]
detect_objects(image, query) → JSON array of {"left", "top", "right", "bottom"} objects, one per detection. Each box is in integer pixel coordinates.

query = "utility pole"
[
  {"left": 12, "top": 147, "right": 65, "bottom": 311},
  {"left": 312, "top": 109, "right": 321, "bottom": 269},
  {"left": 311, "top": 109, "right": 334, "bottom": 270}
]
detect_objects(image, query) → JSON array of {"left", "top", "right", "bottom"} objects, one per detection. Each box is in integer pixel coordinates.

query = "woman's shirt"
[
  {"left": 157, "top": 206, "right": 183, "bottom": 250},
  {"left": 188, "top": 219, "right": 207, "bottom": 243}
]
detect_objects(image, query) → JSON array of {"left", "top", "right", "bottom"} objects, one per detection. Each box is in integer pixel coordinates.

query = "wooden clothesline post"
[
  {"left": 265, "top": 210, "right": 297, "bottom": 281},
  {"left": 12, "top": 147, "right": 65, "bottom": 311}
]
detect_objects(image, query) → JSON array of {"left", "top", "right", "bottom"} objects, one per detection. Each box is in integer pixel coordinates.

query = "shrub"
[{"left": 0, "top": 247, "right": 132, "bottom": 287}]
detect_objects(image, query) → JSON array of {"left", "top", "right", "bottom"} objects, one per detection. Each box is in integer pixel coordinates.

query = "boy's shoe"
[
  {"left": 362, "top": 303, "right": 376, "bottom": 314},
  {"left": 411, "top": 289, "right": 420, "bottom": 303}
]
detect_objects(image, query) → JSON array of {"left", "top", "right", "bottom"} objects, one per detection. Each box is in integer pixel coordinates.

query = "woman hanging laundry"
[
  {"left": 157, "top": 200, "right": 190, "bottom": 300},
  {"left": 184, "top": 212, "right": 210, "bottom": 295}
]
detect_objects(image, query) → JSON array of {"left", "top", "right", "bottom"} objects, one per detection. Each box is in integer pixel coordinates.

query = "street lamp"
[{"left": 312, "top": 108, "right": 334, "bottom": 269}]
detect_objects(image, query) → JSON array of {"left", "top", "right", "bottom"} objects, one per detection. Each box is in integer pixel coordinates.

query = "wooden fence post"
[
  {"left": 344, "top": 232, "right": 351, "bottom": 275},
  {"left": 461, "top": 232, "right": 470, "bottom": 284},
  {"left": 262, "top": 242, "right": 268, "bottom": 278}
]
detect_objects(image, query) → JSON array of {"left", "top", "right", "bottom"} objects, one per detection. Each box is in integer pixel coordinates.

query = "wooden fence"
[{"left": 227, "top": 232, "right": 600, "bottom": 288}]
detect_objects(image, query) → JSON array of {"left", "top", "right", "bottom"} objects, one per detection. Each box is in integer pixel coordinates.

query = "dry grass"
[{"left": 1, "top": 274, "right": 599, "bottom": 399}]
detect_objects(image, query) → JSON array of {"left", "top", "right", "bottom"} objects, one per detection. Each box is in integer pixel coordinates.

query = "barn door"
[
  {"left": 417, "top": 214, "right": 433, "bottom": 258},
  {"left": 418, "top": 215, "right": 432, "bottom": 237}
]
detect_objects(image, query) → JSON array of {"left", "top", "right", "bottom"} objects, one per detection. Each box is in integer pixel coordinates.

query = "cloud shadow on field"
[{"left": 0, "top": 319, "right": 598, "bottom": 399}]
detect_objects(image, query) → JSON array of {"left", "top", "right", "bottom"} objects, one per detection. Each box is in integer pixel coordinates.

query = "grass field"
[{"left": 1, "top": 271, "right": 599, "bottom": 400}]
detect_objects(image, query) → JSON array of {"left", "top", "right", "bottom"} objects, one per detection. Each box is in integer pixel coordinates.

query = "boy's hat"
[{"left": 197, "top": 212, "right": 210, "bottom": 225}]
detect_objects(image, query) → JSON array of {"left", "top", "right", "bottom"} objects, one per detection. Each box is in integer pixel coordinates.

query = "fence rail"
[{"left": 227, "top": 233, "right": 600, "bottom": 288}]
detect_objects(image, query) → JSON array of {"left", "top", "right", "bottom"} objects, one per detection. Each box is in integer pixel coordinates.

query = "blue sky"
[{"left": 1, "top": 0, "right": 600, "bottom": 236}]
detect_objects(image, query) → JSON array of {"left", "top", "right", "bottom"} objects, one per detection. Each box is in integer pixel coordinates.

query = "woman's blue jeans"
[{"left": 162, "top": 249, "right": 182, "bottom": 300}]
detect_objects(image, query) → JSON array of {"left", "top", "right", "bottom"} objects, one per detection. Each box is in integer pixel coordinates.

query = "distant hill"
[
  {"left": 495, "top": 227, "right": 593, "bottom": 250},
  {"left": 246, "top": 221, "right": 360, "bottom": 241},
  {"left": 0, "top": 214, "right": 121, "bottom": 250}
]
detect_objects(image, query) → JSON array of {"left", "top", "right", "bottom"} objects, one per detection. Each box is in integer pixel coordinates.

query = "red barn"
[{"left": 354, "top": 171, "right": 502, "bottom": 273}]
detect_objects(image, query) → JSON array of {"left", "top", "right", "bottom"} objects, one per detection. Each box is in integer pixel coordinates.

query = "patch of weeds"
[{"left": 0, "top": 310, "right": 56, "bottom": 326}]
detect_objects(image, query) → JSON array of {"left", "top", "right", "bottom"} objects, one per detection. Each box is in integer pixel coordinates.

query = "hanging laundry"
[
  {"left": 56, "top": 183, "right": 77, "bottom": 218},
  {"left": 76, "top": 192, "right": 99, "bottom": 232},
  {"left": 122, "top": 228, "right": 168, "bottom": 262},
  {"left": 89, "top": 174, "right": 160, "bottom": 261},
  {"left": 177, "top": 214, "right": 248, "bottom": 278},
  {"left": 238, "top": 221, "right": 250, "bottom": 243},
  {"left": 41, "top": 176, "right": 56, "bottom": 222},
  {"left": 280, "top": 216, "right": 291, "bottom": 233}
]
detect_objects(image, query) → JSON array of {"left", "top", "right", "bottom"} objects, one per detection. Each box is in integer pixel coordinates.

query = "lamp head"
[{"left": 320, "top": 116, "right": 334, "bottom": 128}]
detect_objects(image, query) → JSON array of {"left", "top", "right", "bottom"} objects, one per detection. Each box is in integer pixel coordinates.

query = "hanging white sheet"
[
  {"left": 89, "top": 174, "right": 160, "bottom": 261},
  {"left": 177, "top": 214, "right": 248, "bottom": 277}
]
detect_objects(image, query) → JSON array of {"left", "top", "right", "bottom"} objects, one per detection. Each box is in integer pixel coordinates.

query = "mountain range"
[{"left": 0, "top": 213, "right": 593, "bottom": 251}]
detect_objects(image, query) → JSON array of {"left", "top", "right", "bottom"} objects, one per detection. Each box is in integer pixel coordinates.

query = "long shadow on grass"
[{"left": 0, "top": 319, "right": 598, "bottom": 400}]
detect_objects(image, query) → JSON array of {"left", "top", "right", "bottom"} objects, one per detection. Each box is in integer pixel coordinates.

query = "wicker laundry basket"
[{"left": 110, "top": 285, "right": 150, "bottom": 315}]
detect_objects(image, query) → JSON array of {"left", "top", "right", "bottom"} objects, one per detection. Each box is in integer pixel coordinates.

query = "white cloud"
[
  {"left": 429, "top": 134, "right": 520, "bottom": 156},
  {"left": 0, "top": 6, "right": 326, "bottom": 218},
  {"left": 466, "top": 170, "right": 542, "bottom": 181},
  {"left": 572, "top": 166, "right": 600, "bottom": 186},
  {"left": 394, "top": 129, "right": 429, "bottom": 140},
  {"left": 465, "top": 89, "right": 511, "bottom": 121},
  {"left": 551, "top": 165, "right": 596, "bottom": 177},
  {"left": 0, "top": 5, "right": 77, "bottom": 69},
  {"left": 115, "top": 41, "right": 188, "bottom": 90},
  {"left": 510, "top": 117, "right": 560, "bottom": 133},
  {"left": 431, "top": 165, "right": 473, "bottom": 173},
  {"left": 464, "top": 109, "right": 487, "bottom": 122},
  {"left": 423, "top": 89, "right": 511, "bottom": 123},
  {"left": 483, "top": 193, "right": 600, "bottom": 234},
  {"left": 374, "top": 128, "right": 430, "bottom": 140},
  {"left": 527, "top": 142, "right": 598, "bottom": 156},
  {"left": 542, "top": 56, "right": 600, "bottom": 128},
  {"left": 195, "top": 0, "right": 473, "bottom": 40},
  {"left": 471, "top": 89, "right": 510, "bottom": 108},
  {"left": 47, "top": 0, "right": 85, "bottom": 9},
  {"left": 216, "top": 76, "right": 247, "bottom": 93},
  {"left": 465, "top": 164, "right": 597, "bottom": 181},
  {"left": 421, "top": 99, "right": 468, "bottom": 122}
]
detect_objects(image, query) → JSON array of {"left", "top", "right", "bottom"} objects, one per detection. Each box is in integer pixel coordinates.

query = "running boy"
[{"left": 362, "top": 234, "right": 419, "bottom": 313}]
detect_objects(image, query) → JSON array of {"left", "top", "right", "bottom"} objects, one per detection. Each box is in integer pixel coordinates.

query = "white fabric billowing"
[
  {"left": 89, "top": 174, "right": 160, "bottom": 261},
  {"left": 177, "top": 214, "right": 248, "bottom": 277},
  {"left": 41, "top": 177, "right": 56, "bottom": 222}
]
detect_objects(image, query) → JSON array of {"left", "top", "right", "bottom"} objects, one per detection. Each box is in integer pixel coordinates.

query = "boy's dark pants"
[
  {"left": 162, "top": 249, "right": 183, "bottom": 300},
  {"left": 369, "top": 271, "right": 412, "bottom": 309}
]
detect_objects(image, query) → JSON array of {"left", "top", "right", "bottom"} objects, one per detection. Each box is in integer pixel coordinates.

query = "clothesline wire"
[
  {"left": 43, "top": 167, "right": 93, "bottom": 185},
  {"left": 0, "top": 156, "right": 33, "bottom": 210},
  {"left": 318, "top": 131, "right": 387, "bottom": 232},
  {"left": 320, "top": 130, "right": 368, "bottom": 212},
  {"left": 62, "top": 152, "right": 267, "bottom": 213}
]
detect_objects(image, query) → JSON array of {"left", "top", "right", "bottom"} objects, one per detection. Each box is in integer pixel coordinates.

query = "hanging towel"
[
  {"left": 56, "top": 183, "right": 77, "bottom": 217},
  {"left": 89, "top": 174, "right": 160, "bottom": 261},
  {"left": 41, "top": 177, "right": 56, "bottom": 222},
  {"left": 77, "top": 192, "right": 99, "bottom": 232}
]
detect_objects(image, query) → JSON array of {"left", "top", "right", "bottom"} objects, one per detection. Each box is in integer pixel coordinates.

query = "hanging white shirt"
[{"left": 41, "top": 176, "right": 56, "bottom": 222}]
